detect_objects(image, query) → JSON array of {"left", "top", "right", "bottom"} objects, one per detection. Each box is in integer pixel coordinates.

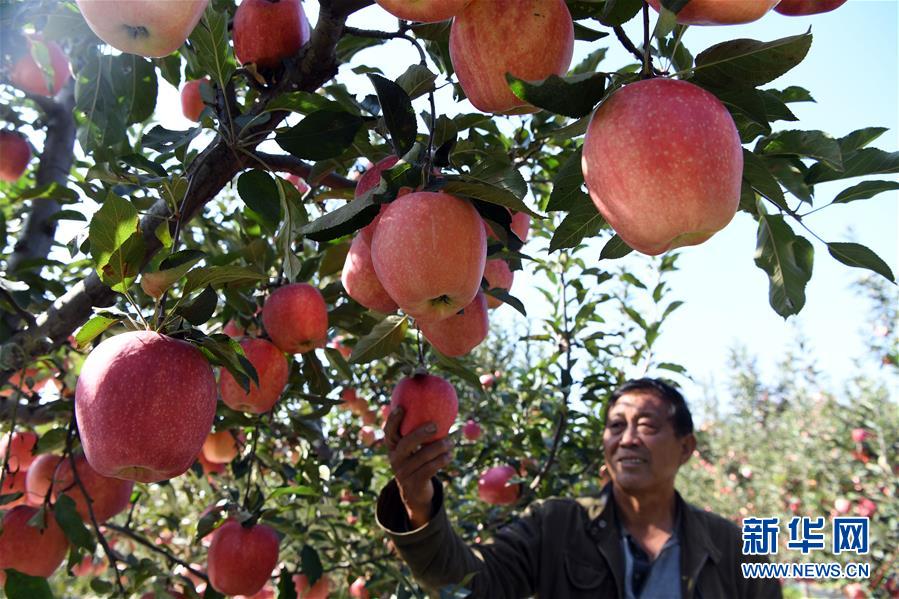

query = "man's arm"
[{"left": 379, "top": 408, "right": 540, "bottom": 598}]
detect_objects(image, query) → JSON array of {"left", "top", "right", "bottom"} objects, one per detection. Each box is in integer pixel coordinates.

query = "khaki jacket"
[{"left": 377, "top": 479, "right": 782, "bottom": 599}]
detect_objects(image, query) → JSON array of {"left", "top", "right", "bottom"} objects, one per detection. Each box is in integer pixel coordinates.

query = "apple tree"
[{"left": 0, "top": 0, "right": 896, "bottom": 597}]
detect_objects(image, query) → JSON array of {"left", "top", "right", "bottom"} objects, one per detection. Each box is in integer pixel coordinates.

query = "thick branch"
[
  {"left": 254, "top": 151, "right": 355, "bottom": 189},
  {"left": 7, "top": 83, "right": 77, "bottom": 273},
  {"left": 0, "top": 8, "right": 352, "bottom": 382}
]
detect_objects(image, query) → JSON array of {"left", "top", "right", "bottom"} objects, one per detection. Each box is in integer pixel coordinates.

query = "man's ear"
[{"left": 679, "top": 433, "right": 697, "bottom": 466}]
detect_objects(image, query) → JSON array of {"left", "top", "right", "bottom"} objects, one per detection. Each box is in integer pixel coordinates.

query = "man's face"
[{"left": 602, "top": 391, "right": 695, "bottom": 495}]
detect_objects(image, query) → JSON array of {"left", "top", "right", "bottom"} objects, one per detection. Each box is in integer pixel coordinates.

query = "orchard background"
[{"left": 0, "top": 0, "right": 897, "bottom": 598}]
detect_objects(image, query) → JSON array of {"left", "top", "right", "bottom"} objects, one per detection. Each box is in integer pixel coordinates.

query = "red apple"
[
  {"left": 9, "top": 36, "right": 71, "bottom": 97},
  {"left": 76, "top": 0, "right": 208, "bottom": 57},
  {"left": 342, "top": 235, "right": 399, "bottom": 313},
  {"left": 834, "top": 498, "right": 851, "bottom": 515},
  {"left": 356, "top": 156, "right": 400, "bottom": 201},
  {"left": 390, "top": 374, "right": 458, "bottom": 443},
  {"left": 0, "top": 431, "right": 38, "bottom": 471},
  {"left": 483, "top": 259, "right": 514, "bottom": 309},
  {"left": 207, "top": 520, "right": 280, "bottom": 596},
  {"left": 359, "top": 425, "right": 377, "bottom": 447},
  {"left": 233, "top": 0, "right": 310, "bottom": 69},
  {"left": 775, "top": 0, "right": 848, "bottom": 16},
  {"left": 197, "top": 452, "right": 226, "bottom": 476},
  {"left": 223, "top": 319, "right": 245, "bottom": 338},
  {"left": 0, "top": 505, "right": 68, "bottom": 577},
  {"left": 851, "top": 428, "right": 869, "bottom": 443},
  {"left": 462, "top": 419, "right": 482, "bottom": 441},
  {"left": 371, "top": 191, "right": 486, "bottom": 323},
  {"left": 349, "top": 576, "right": 370, "bottom": 599},
  {"left": 75, "top": 330, "right": 217, "bottom": 483},
  {"left": 478, "top": 465, "right": 520, "bottom": 505},
  {"left": 1, "top": 469, "right": 27, "bottom": 508},
  {"left": 479, "top": 373, "right": 495, "bottom": 388},
  {"left": 449, "top": 0, "right": 574, "bottom": 114},
  {"left": 25, "top": 453, "right": 62, "bottom": 506},
  {"left": 0, "top": 130, "right": 32, "bottom": 182},
  {"left": 52, "top": 454, "right": 134, "bottom": 523},
  {"left": 361, "top": 410, "right": 377, "bottom": 426},
  {"left": 181, "top": 77, "right": 210, "bottom": 122},
  {"left": 287, "top": 173, "right": 311, "bottom": 195},
  {"left": 582, "top": 78, "right": 742, "bottom": 255},
  {"left": 855, "top": 498, "right": 876, "bottom": 518},
  {"left": 202, "top": 430, "right": 240, "bottom": 464},
  {"left": 293, "top": 573, "right": 331, "bottom": 599},
  {"left": 262, "top": 283, "right": 329, "bottom": 354},
  {"left": 375, "top": 0, "right": 471, "bottom": 22},
  {"left": 219, "top": 337, "right": 289, "bottom": 413},
  {"left": 419, "top": 291, "right": 488, "bottom": 356},
  {"left": 647, "top": 0, "right": 780, "bottom": 25},
  {"left": 511, "top": 211, "right": 531, "bottom": 243}
]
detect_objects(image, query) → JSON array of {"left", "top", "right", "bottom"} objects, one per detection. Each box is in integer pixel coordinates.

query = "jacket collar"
[{"left": 578, "top": 483, "right": 722, "bottom": 599}]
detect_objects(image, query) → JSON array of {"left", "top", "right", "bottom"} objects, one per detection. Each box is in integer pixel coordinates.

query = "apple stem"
[{"left": 641, "top": 1, "right": 652, "bottom": 79}]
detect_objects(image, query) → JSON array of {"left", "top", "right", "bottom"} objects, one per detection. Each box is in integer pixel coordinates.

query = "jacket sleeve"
[{"left": 376, "top": 478, "right": 541, "bottom": 599}]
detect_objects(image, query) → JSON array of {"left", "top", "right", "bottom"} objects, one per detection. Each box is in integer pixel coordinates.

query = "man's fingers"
[
  {"left": 394, "top": 438, "right": 452, "bottom": 480},
  {"left": 393, "top": 423, "right": 439, "bottom": 458},
  {"left": 404, "top": 450, "right": 453, "bottom": 488},
  {"left": 383, "top": 406, "right": 403, "bottom": 449}
]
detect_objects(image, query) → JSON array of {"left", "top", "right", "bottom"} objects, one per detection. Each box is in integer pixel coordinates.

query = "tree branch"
[
  {"left": 104, "top": 522, "right": 210, "bottom": 584},
  {"left": 253, "top": 151, "right": 355, "bottom": 189}
]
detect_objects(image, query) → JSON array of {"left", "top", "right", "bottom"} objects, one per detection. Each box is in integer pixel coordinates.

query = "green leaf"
[
  {"left": 190, "top": 333, "right": 259, "bottom": 392},
  {"left": 188, "top": 6, "right": 234, "bottom": 88},
  {"left": 396, "top": 64, "right": 437, "bottom": 100},
  {"left": 549, "top": 195, "right": 605, "bottom": 252},
  {"left": 142, "top": 125, "right": 201, "bottom": 153},
  {"left": 431, "top": 350, "right": 483, "bottom": 390},
  {"left": 300, "top": 196, "right": 380, "bottom": 243},
  {"left": 484, "top": 288, "right": 527, "bottom": 317},
  {"left": 832, "top": 180, "right": 899, "bottom": 205},
  {"left": 547, "top": 148, "right": 585, "bottom": 212},
  {"left": 301, "top": 545, "right": 324, "bottom": 585},
  {"left": 369, "top": 74, "right": 418, "bottom": 156},
  {"left": 277, "top": 111, "right": 364, "bottom": 161},
  {"left": 74, "top": 314, "right": 122, "bottom": 348},
  {"left": 269, "top": 485, "right": 319, "bottom": 499},
  {"left": 757, "top": 130, "right": 843, "bottom": 171},
  {"left": 88, "top": 194, "right": 145, "bottom": 292},
  {"left": 54, "top": 495, "right": 96, "bottom": 552},
  {"left": 110, "top": 54, "right": 158, "bottom": 124},
  {"left": 278, "top": 570, "right": 300, "bottom": 599},
  {"left": 350, "top": 315, "right": 408, "bottom": 364},
  {"left": 4, "top": 570, "right": 54, "bottom": 599},
  {"left": 826, "top": 242, "right": 895, "bottom": 283},
  {"left": 439, "top": 180, "right": 540, "bottom": 218},
  {"left": 506, "top": 72, "right": 607, "bottom": 119},
  {"left": 323, "top": 347, "right": 353, "bottom": 381},
  {"left": 600, "top": 235, "right": 634, "bottom": 260},
  {"left": 742, "top": 149, "right": 788, "bottom": 210},
  {"left": 265, "top": 92, "right": 344, "bottom": 115},
  {"left": 177, "top": 285, "right": 218, "bottom": 326},
  {"left": 806, "top": 148, "right": 899, "bottom": 185},
  {"left": 598, "top": 0, "right": 643, "bottom": 26},
  {"left": 33, "top": 428, "right": 67, "bottom": 455},
  {"left": 838, "top": 127, "right": 888, "bottom": 154},
  {"left": 140, "top": 249, "right": 206, "bottom": 299},
  {"left": 275, "top": 177, "right": 307, "bottom": 282},
  {"left": 195, "top": 506, "right": 224, "bottom": 541},
  {"left": 237, "top": 170, "right": 282, "bottom": 229},
  {"left": 754, "top": 203, "right": 814, "bottom": 318},
  {"left": 302, "top": 352, "right": 332, "bottom": 396},
  {"left": 691, "top": 32, "right": 812, "bottom": 89},
  {"left": 184, "top": 266, "right": 267, "bottom": 294}
]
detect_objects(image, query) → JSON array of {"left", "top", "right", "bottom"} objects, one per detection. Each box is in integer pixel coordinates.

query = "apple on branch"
[
  {"left": 774, "top": 0, "right": 849, "bottom": 16},
  {"left": 202, "top": 430, "right": 240, "bottom": 464},
  {"left": 371, "top": 191, "right": 486, "bottom": 323},
  {"left": 75, "top": 330, "right": 218, "bottom": 483},
  {"left": 207, "top": 519, "right": 280, "bottom": 596},
  {"left": 483, "top": 259, "right": 514, "bottom": 309},
  {"left": 233, "top": 0, "right": 311, "bottom": 69},
  {"left": 9, "top": 36, "right": 71, "bottom": 97},
  {"left": 647, "top": 0, "right": 781, "bottom": 25},
  {"left": 449, "top": 0, "right": 574, "bottom": 114},
  {"left": 24, "top": 453, "right": 62, "bottom": 506},
  {"left": 76, "top": 0, "right": 209, "bottom": 57},
  {"left": 419, "top": 291, "right": 489, "bottom": 357},
  {"left": 262, "top": 283, "right": 329, "bottom": 353},
  {"left": 219, "top": 337, "right": 289, "bottom": 414},
  {"left": 390, "top": 373, "right": 459, "bottom": 443},
  {"left": 52, "top": 453, "right": 134, "bottom": 523},
  {"left": 0, "top": 130, "right": 32, "bottom": 182},
  {"left": 478, "top": 464, "right": 520, "bottom": 505},
  {"left": 0, "top": 505, "right": 69, "bottom": 578},
  {"left": 181, "top": 77, "right": 211, "bottom": 122},
  {"left": 342, "top": 234, "right": 400, "bottom": 314},
  {"left": 375, "top": 0, "right": 471, "bottom": 23},
  {"left": 582, "top": 78, "right": 742, "bottom": 255}
]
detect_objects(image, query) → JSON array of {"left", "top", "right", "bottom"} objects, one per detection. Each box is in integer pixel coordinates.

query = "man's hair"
[{"left": 607, "top": 378, "right": 694, "bottom": 437}]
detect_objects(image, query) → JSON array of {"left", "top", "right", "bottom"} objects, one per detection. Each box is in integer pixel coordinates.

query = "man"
[{"left": 376, "top": 378, "right": 782, "bottom": 598}]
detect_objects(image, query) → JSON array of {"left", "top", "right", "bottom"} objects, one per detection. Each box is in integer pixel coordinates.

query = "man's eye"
[{"left": 608, "top": 422, "right": 625, "bottom": 430}]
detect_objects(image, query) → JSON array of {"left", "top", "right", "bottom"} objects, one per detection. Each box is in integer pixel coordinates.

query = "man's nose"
[{"left": 620, "top": 423, "right": 641, "bottom": 446}]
